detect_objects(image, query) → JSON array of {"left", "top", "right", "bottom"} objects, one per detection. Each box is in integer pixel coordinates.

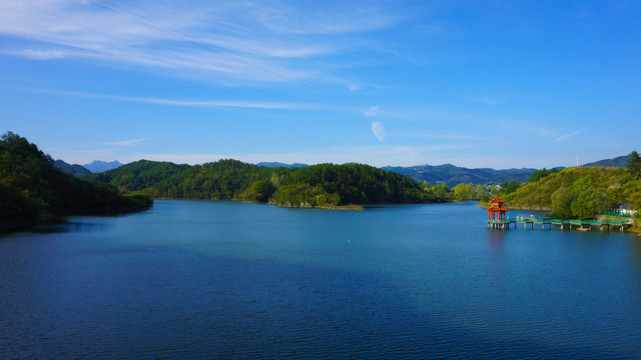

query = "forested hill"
[
  {"left": 88, "top": 160, "right": 445, "bottom": 207},
  {"left": 382, "top": 164, "right": 536, "bottom": 186},
  {"left": 88, "top": 160, "right": 193, "bottom": 193},
  {"left": 0, "top": 133, "right": 152, "bottom": 230},
  {"left": 504, "top": 166, "right": 641, "bottom": 219}
]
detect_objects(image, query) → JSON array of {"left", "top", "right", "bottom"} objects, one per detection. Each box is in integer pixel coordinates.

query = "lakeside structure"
[
  {"left": 486, "top": 196, "right": 508, "bottom": 222},
  {"left": 486, "top": 196, "right": 632, "bottom": 232}
]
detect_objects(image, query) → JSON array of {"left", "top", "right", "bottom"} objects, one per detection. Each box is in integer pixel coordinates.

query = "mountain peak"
[{"left": 82, "top": 160, "right": 123, "bottom": 173}]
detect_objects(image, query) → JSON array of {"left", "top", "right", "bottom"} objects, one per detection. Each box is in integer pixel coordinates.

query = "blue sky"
[{"left": 1, "top": 0, "right": 640, "bottom": 169}]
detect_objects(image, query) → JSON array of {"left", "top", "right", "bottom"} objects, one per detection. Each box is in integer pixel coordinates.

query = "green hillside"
[
  {"left": 504, "top": 166, "right": 641, "bottom": 219},
  {"left": 0, "top": 132, "right": 152, "bottom": 230},
  {"left": 87, "top": 160, "right": 193, "bottom": 193},
  {"left": 89, "top": 160, "right": 445, "bottom": 207}
]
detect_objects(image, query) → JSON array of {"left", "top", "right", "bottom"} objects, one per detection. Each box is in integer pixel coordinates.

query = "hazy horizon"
[{"left": 54, "top": 155, "right": 621, "bottom": 172}]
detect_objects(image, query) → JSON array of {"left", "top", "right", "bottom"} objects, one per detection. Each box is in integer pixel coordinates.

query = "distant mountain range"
[
  {"left": 256, "top": 162, "right": 539, "bottom": 185},
  {"left": 582, "top": 155, "right": 629, "bottom": 167},
  {"left": 381, "top": 164, "right": 537, "bottom": 187},
  {"left": 257, "top": 162, "right": 309, "bottom": 168},
  {"left": 54, "top": 153, "right": 632, "bottom": 183},
  {"left": 384, "top": 153, "right": 633, "bottom": 186},
  {"left": 54, "top": 160, "right": 123, "bottom": 177},
  {"left": 82, "top": 160, "right": 123, "bottom": 173}
]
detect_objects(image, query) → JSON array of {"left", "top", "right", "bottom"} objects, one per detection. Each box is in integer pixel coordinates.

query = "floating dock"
[{"left": 486, "top": 217, "right": 632, "bottom": 232}]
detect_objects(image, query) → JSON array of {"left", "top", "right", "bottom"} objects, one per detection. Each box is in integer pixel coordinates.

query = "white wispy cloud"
[
  {"left": 364, "top": 106, "right": 379, "bottom": 117},
  {"left": 250, "top": 2, "right": 402, "bottom": 35},
  {"left": 554, "top": 129, "right": 584, "bottom": 142},
  {"left": 13, "top": 49, "right": 68, "bottom": 60},
  {"left": 103, "top": 137, "right": 152, "bottom": 146},
  {"left": 0, "top": 0, "right": 401, "bottom": 84},
  {"left": 37, "top": 89, "right": 310, "bottom": 110},
  {"left": 371, "top": 121, "right": 386, "bottom": 142}
]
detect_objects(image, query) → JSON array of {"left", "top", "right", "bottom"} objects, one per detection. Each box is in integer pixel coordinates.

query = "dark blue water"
[{"left": 1, "top": 201, "right": 640, "bottom": 359}]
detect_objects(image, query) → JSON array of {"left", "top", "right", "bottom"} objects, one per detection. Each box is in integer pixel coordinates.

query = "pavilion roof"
[
  {"left": 489, "top": 196, "right": 504, "bottom": 204},
  {"left": 487, "top": 204, "right": 508, "bottom": 212}
]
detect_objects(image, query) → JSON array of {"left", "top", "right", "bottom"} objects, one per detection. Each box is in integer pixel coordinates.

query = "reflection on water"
[
  {"left": 486, "top": 229, "right": 506, "bottom": 255},
  {"left": 41, "top": 220, "right": 112, "bottom": 233},
  {"left": 628, "top": 238, "right": 641, "bottom": 286}
]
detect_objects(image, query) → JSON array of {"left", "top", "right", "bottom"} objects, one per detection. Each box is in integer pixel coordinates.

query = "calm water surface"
[{"left": 1, "top": 200, "right": 640, "bottom": 359}]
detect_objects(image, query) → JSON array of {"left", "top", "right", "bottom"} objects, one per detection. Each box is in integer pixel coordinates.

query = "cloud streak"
[
  {"left": 364, "top": 106, "right": 379, "bottom": 117},
  {"left": 103, "top": 137, "right": 152, "bottom": 146},
  {"left": 37, "top": 89, "right": 310, "bottom": 110},
  {"left": 554, "top": 129, "right": 584, "bottom": 142}
]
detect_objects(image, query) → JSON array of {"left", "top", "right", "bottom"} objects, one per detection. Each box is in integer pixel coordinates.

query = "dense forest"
[
  {"left": 87, "top": 159, "right": 449, "bottom": 207},
  {"left": 0, "top": 133, "right": 152, "bottom": 230},
  {"left": 503, "top": 165, "right": 641, "bottom": 220}
]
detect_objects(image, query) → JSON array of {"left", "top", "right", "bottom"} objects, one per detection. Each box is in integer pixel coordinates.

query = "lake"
[{"left": 1, "top": 200, "right": 640, "bottom": 359}]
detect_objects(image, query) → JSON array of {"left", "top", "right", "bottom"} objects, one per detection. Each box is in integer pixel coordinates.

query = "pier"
[
  {"left": 486, "top": 217, "right": 632, "bottom": 232},
  {"left": 485, "top": 196, "right": 633, "bottom": 232}
]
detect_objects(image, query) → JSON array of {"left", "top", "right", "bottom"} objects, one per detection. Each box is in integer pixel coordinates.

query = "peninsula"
[{"left": 0, "top": 132, "right": 152, "bottom": 231}]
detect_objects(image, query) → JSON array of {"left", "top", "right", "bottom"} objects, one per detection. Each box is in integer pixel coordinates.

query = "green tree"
[
  {"left": 629, "top": 190, "right": 641, "bottom": 216},
  {"left": 432, "top": 184, "right": 450, "bottom": 200},
  {"left": 567, "top": 175, "right": 608, "bottom": 219},
  {"left": 475, "top": 184, "right": 489, "bottom": 201},
  {"left": 454, "top": 182, "right": 475, "bottom": 201},
  {"left": 626, "top": 151, "right": 641, "bottom": 180},
  {"left": 529, "top": 168, "right": 559, "bottom": 182},
  {"left": 500, "top": 180, "right": 520, "bottom": 194},
  {"left": 571, "top": 187, "right": 608, "bottom": 220},
  {"left": 453, "top": 183, "right": 466, "bottom": 200},
  {"left": 550, "top": 187, "right": 575, "bottom": 219}
]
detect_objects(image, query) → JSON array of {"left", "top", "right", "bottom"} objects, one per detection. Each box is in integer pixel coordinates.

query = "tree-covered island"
[
  {"left": 0, "top": 132, "right": 152, "bottom": 231},
  {"left": 87, "top": 159, "right": 452, "bottom": 209}
]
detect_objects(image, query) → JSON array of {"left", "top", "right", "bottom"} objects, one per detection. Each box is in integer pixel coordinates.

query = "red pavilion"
[{"left": 487, "top": 196, "right": 508, "bottom": 221}]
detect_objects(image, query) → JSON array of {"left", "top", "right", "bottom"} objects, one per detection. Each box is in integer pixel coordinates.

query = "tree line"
[{"left": 88, "top": 160, "right": 457, "bottom": 207}]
